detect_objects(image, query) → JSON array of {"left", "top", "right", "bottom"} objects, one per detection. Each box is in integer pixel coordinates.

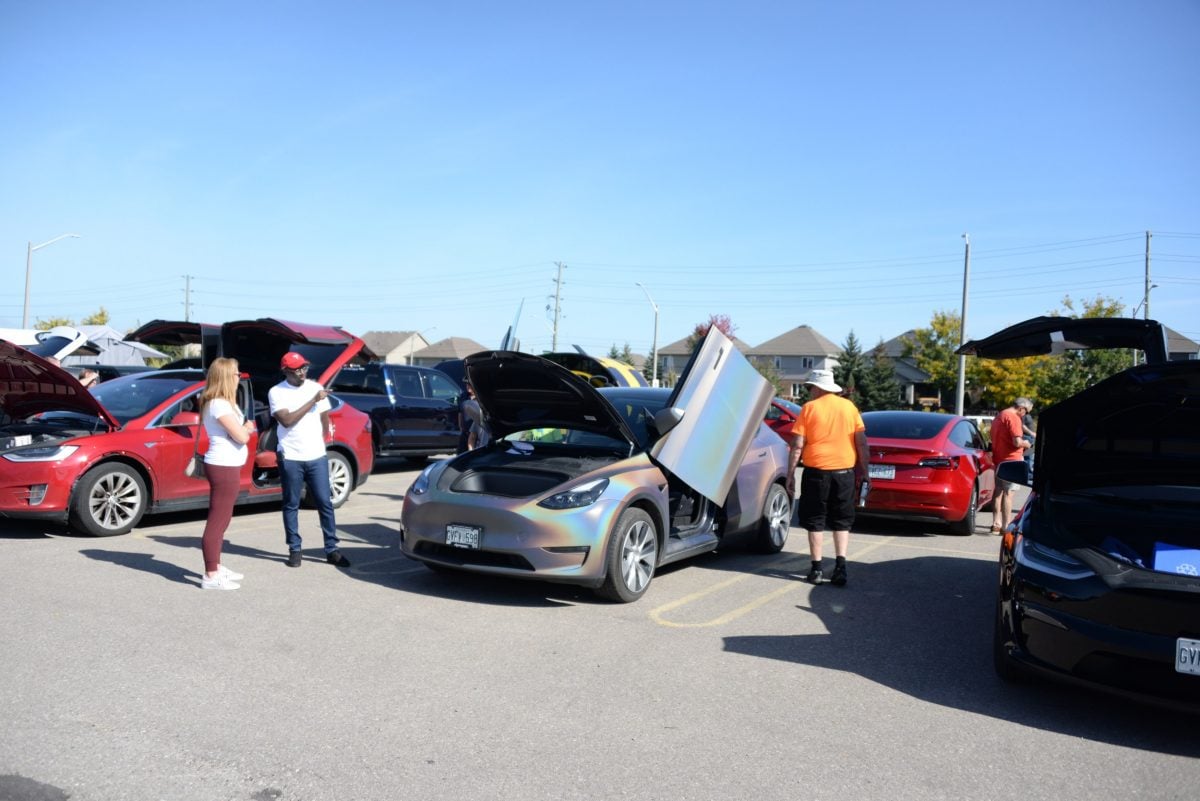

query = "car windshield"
[
  {"left": 90, "top": 372, "right": 201, "bottom": 425},
  {"left": 864, "top": 413, "right": 949, "bottom": 440}
]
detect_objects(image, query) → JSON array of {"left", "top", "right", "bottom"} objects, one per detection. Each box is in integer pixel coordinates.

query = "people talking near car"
[
  {"left": 785, "top": 369, "right": 870, "bottom": 587},
  {"left": 198, "top": 357, "right": 255, "bottom": 590},
  {"left": 269, "top": 351, "right": 350, "bottom": 569},
  {"left": 989, "top": 398, "right": 1033, "bottom": 534}
]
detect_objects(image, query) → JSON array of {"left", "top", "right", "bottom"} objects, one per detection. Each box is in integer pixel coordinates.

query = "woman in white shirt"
[{"left": 197, "top": 358, "right": 255, "bottom": 590}]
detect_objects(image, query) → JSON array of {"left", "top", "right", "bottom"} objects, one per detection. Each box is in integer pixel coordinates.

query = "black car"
[
  {"left": 65, "top": 363, "right": 157, "bottom": 383},
  {"left": 330, "top": 363, "right": 462, "bottom": 459},
  {"left": 958, "top": 316, "right": 1200, "bottom": 710}
]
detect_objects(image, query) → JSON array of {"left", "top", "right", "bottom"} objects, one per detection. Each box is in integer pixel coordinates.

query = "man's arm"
[
  {"left": 854, "top": 430, "right": 869, "bottom": 478},
  {"left": 785, "top": 434, "right": 806, "bottom": 495},
  {"left": 272, "top": 385, "right": 328, "bottom": 429}
]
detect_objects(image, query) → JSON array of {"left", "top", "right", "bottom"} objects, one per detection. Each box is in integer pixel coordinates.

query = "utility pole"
[
  {"left": 183, "top": 275, "right": 193, "bottom": 322},
  {"left": 954, "top": 234, "right": 970, "bottom": 416},
  {"left": 1143, "top": 230, "right": 1152, "bottom": 320},
  {"left": 549, "top": 262, "right": 566, "bottom": 351}
]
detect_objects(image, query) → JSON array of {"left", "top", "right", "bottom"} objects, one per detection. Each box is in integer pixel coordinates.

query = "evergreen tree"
[
  {"left": 833, "top": 331, "right": 868, "bottom": 405},
  {"left": 860, "top": 342, "right": 902, "bottom": 411}
]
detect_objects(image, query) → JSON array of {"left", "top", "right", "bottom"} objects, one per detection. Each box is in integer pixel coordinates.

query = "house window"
[
  {"left": 791, "top": 383, "right": 804, "bottom": 397},
  {"left": 801, "top": 357, "right": 814, "bottom": 369},
  {"left": 773, "top": 356, "right": 782, "bottom": 369}
]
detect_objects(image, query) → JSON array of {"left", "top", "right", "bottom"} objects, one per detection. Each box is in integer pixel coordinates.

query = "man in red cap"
[{"left": 268, "top": 351, "right": 349, "bottom": 568}]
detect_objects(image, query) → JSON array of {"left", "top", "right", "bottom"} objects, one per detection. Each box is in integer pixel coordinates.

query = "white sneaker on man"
[
  {"left": 200, "top": 573, "right": 241, "bottom": 590},
  {"left": 218, "top": 565, "right": 244, "bottom": 581}
]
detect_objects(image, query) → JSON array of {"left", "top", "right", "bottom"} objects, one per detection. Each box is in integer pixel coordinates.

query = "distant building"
[
  {"left": 410, "top": 336, "right": 489, "bottom": 367},
  {"left": 362, "top": 330, "right": 433, "bottom": 364},
  {"left": 880, "top": 331, "right": 939, "bottom": 409},
  {"left": 747, "top": 325, "right": 842, "bottom": 399},
  {"left": 656, "top": 334, "right": 754, "bottom": 387},
  {"left": 1165, "top": 326, "right": 1199, "bottom": 361}
]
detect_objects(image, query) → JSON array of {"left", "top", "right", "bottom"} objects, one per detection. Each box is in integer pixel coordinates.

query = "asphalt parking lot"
[{"left": 2, "top": 460, "right": 1197, "bottom": 801}]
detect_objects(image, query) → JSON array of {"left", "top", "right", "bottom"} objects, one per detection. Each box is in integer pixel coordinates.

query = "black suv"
[{"left": 330, "top": 363, "right": 462, "bottom": 458}]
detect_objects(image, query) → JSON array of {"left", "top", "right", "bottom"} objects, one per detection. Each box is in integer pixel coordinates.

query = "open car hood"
[
  {"left": 465, "top": 351, "right": 639, "bottom": 445},
  {"left": 128, "top": 318, "right": 373, "bottom": 387},
  {"left": 957, "top": 316, "right": 1168, "bottom": 364},
  {"left": 0, "top": 341, "right": 119, "bottom": 426},
  {"left": 1034, "top": 359, "right": 1200, "bottom": 493}
]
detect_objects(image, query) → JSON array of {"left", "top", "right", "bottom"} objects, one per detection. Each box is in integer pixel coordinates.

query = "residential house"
[
  {"left": 881, "top": 330, "right": 940, "bottom": 409},
  {"left": 410, "top": 336, "right": 489, "bottom": 367},
  {"left": 362, "top": 330, "right": 434, "bottom": 364},
  {"left": 1165, "top": 326, "right": 1199, "bottom": 361},
  {"left": 746, "top": 325, "right": 841, "bottom": 399},
  {"left": 655, "top": 335, "right": 754, "bottom": 388}
]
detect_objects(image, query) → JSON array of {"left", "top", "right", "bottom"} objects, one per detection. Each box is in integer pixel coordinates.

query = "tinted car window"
[
  {"left": 948, "top": 421, "right": 975, "bottom": 448},
  {"left": 425, "top": 371, "right": 459, "bottom": 401},
  {"left": 864, "top": 414, "right": 949, "bottom": 440},
  {"left": 393, "top": 370, "right": 422, "bottom": 398},
  {"left": 91, "top": 373, "right": 202, "bottom": 425}
]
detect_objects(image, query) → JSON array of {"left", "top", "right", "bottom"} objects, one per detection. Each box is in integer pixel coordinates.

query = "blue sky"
[{"left": 3, "top": 1, "right": 1197, "bottom": 358}]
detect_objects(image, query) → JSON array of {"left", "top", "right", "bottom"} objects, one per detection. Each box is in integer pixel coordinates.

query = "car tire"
[
  {"left": 754, "top": 483, "right": 790, "bottom": 553},
  {"left": 597, "top": 507, "right": 658, "bottom": 603},
  {"left": 327, "top": 451, "right": 353, "bottom": 509},
  {"left": 949, "top": 484, "right": 978, "bottom": 536},
  {"left": 993, "top": 598, "right": 1028, "bottom": 683},
  {"left": 70, "top": 463, "right": 147, "bottom": 537}
]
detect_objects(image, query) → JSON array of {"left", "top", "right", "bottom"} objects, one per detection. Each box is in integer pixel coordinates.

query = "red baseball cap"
[{"left": 280, "top": 352, "right": 310, "bottom": 370}]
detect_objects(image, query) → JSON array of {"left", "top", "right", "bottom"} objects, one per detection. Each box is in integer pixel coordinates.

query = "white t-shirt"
[
  {"left": 268, "top": 379, "right": 331, "bottom": 461},
  {"left": 202, "top": 398, "right": 248, "bottom": 467}
]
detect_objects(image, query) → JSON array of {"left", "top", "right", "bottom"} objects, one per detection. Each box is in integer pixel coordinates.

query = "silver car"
[{"left": 400, "top": 329, "right": 792, "bottom": 602}]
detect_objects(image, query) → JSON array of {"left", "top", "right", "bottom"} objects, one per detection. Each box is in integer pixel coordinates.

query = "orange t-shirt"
[
  {"left": 790, "top": 393, "right": 865, "bottom": 470},
  {"left": 990, "top": 407, "right": 1024, "bottom": 463}
]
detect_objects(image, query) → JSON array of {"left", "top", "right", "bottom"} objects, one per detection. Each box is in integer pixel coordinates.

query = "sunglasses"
[{"left": 286, "top": 364, "right": 309, "bottom": 373}]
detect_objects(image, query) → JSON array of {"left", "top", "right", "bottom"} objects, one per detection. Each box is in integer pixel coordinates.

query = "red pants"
[{"left": 202, "top": 464, "right": 241, "bottom": 573}]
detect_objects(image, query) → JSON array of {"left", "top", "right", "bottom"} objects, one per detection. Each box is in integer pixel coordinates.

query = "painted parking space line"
[{"left": 649, "top": 536, "right": 896, "bottom": 628}]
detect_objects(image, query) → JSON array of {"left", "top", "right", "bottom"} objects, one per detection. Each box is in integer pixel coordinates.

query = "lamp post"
[
  {"left": 635, "top": 282, "right": 659, "bottom": 387},
  {"left": 23, "top": 233, "right": 81, "bottom": 328},
  {"left": 409, "top": 326, "right": 436, "bottom": 365}
]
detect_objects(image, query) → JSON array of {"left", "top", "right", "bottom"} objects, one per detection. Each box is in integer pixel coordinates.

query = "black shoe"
[
  {"left": 286, "top": 550, "right": 302, "bottom": 568},
  {"left": 830, "top": 565, "right": 848, "bottom": 586},
  {"left": 806, "top": 566, "right": 823, "bottom": 584},
  {"left": 326, "top": 551, "right": 351, "bottom": 568}
]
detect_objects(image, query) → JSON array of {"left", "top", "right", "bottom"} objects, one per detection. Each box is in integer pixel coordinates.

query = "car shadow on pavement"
[
  {"left": 79, "top": 549, "right": 198, "bottom": 586},
  {"left": 723, "top": 554, "right": 1200, "bottom": 756}
]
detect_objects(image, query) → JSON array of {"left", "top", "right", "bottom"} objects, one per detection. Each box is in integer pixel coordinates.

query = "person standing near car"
[
  {"left": 989, "top": 397, "right": 1033, "bottom": 534},
  {"left": 198, "top": 357, "right": 255, "bottom": 590},
  {"left": 785, "top": 369, "right": 869, "bottom": 587},
  {"left": 269, "top": 352, "right": 350, "bottom": 569}
]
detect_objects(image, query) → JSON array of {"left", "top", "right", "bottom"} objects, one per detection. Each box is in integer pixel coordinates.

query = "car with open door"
[
  {"left": 0, "top": 319, "right": 374, "bottom": 537},
  {"left": 957, "top": 316, "right": 1200, "bottom": 710},
  {"left": 399, "top": 328, "right": 791, "bottom": 602}
]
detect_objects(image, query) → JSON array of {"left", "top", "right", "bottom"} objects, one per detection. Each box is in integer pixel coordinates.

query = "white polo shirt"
[{"left": 268, "top": 379, "right": 331, "bottom": 461}]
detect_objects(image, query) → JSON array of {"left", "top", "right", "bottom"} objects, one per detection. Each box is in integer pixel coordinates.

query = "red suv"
[{"left": 0, "top": 318, "right": 374, "bottom": 536}]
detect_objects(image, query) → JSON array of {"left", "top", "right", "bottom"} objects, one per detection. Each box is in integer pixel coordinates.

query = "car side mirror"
[
  {"left": 996, "top": 460, "right": 1029, "bottom": 486},
  {"left": 651, "top": 407, "right": 684, "bottom": 436},
  {"left": 170, "top": 411, "right": 201, "bottom": 427}
]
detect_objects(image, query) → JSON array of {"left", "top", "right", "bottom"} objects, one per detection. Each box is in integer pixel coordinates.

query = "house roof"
[
  {"left": 657, "top": 334, "right": 753, "bottom": 356},
  {"left": 414, "top": 336, "right": 489, "bottom": 360},
  {"left": 881, "top": 330, "right": 918, "bottom": 359},
  {"left": 1165, "top": 325, "right": 1199, "bottom": 356},
  {"left": 362, "top": 330, "right": 416, "bottom": 355},
  {"left": 747, "top": 325, "right": 840, "bottom": 357}
]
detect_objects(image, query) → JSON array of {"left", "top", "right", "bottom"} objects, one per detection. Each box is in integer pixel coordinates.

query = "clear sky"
[{"left": 3, "top": 1, "right": 1197, "bottom": 358}]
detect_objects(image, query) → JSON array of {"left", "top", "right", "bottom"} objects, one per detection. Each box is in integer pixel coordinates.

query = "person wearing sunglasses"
[{"left": 268, "top": 351, "right": 350, "bottom": 569}]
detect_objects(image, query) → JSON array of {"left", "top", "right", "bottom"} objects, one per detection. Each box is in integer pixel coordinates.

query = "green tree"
[
  {"left": 833, "top": 331, "right": 868, "bottom": 405},
  {"left": 35, "top": 315, "right": 74, "bottom": 328},
  {"left": 607, "top": 342, "right": 635, "bottom": 364},
  {"left": 1028, "top": 295, "right": 1129, "bottom": 406},
  {"left": 859, "top": 342, "right": 902, "bottom": 411},
  {"left": 81, "top": 307, "right": 110, "bottom": 325},
  {"left": 904, "top": 311, "right": 971, "bottom": 406},
  {"left": 749, "top": 356, "right": 787, "bottom": 397}
]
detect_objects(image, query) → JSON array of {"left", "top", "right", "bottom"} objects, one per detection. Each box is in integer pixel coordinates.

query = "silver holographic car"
[{"left": 399, "top": 329, "right": 792, "bottom": 602}]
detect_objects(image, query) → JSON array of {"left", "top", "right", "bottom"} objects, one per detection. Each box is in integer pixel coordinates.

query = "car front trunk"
[{"left": 439, "top": 447, "right": 624, "bottom": 498}]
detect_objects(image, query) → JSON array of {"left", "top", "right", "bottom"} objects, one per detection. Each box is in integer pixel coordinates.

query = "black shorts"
[{"left": 798, "top": 467, "right": 857, "bottom": 532}]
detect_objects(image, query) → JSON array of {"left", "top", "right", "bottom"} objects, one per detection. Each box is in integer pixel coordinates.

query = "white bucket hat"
[{"left": 805, "top": 368, "right": 842, "bottom": 394}]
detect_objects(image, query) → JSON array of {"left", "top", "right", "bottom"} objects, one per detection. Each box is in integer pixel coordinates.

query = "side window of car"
[
  {"left": 392, "top": 369, "right": 422, "bottom": 398},
  {"left": 364, "top": 370, "right": 387, "bottom": 395},
  {"left": 949, "top": 421, "right": 975, "bottom": 449},
  {"left": 765, "top": 405, "right": 781, "bottom": 421},
  {"left": 425, "top": 372, "right": 459, "bottom": 401}
]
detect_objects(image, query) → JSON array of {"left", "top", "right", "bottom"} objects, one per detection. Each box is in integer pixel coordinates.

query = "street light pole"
[
  {"left": 954, "top": 233, "right": 970, "bottom": 416},
  {"left": 635, "top": 282, "right": 659, "bottom": 387},
  {"left": 23, "top": 233, "right": 81, "bottom": 328}
]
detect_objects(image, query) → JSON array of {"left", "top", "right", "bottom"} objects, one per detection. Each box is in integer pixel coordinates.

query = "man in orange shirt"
[
  {"left": 989, "top": 397, "right": 1033, "bottom": 534},
  {"left": 785, "top": 369, "right": 869, "bottom": 586}
]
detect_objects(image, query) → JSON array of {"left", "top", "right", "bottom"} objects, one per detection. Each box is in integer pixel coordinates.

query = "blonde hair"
[{"left": 199, "top": 357, "right": 240, "bottom": 415}]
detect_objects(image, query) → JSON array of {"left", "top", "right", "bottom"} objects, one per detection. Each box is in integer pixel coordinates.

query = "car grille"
[{"left": 414, "top": 542, "right": 535, "bottom": 571}]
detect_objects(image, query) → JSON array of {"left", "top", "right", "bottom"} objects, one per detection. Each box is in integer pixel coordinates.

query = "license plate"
[
  {"left": 446, "top": 524, "right": 481, "bottom": 549},
  {"left": 869, "top": 464, "right": 895, "bottom": 480},
  {"left": 1177, "top": 637, "right": 1200, "bottom": 676}
]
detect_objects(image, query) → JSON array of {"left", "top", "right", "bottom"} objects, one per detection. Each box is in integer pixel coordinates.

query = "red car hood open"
[{"left": 0, "top": 341, "right": 119, "bottom": 426}]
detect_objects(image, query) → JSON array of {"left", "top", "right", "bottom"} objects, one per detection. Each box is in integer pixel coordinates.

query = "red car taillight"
[{"left": 917, "top": 455, "right": 958, "bottom": 469}]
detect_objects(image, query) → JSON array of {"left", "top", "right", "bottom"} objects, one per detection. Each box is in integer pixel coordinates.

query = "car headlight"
[
  {"left": 539, "top": 478, "right": 609, "bottom": 510},
  {"left": 3, "top": 445, "right": 79, "bottom": 463},
  {"left": 1015, "top": 537, "right": 1095, "bottom": 580},
  {"left": 410, "top": 463, "right": 436, "bottom": 495}
]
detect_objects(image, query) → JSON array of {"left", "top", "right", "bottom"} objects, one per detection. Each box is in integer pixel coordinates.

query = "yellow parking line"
[{"left": 650, "top": 536, "right": 895, "bottom": 628}]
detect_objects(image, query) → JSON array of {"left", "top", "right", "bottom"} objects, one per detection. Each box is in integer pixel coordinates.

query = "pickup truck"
[{"left": 329, "top": 363, "right": 462, "bottom": 459}]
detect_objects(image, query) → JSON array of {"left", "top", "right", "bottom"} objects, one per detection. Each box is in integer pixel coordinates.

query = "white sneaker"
[
  {"left": 218, "top": 565, "right": 244, "bottom": 581},
  {"left": 200, "top": 573, "right": 241, "bottom": 590}
]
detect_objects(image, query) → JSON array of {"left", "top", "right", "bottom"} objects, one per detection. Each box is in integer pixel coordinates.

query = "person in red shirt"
[{"left": 989, "top": 398, "right": 1033, "bottom": 533}]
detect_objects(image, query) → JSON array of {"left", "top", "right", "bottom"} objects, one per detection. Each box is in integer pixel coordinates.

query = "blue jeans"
[{"left": 280, "top": 454, "right": 338, "bottom": 554}]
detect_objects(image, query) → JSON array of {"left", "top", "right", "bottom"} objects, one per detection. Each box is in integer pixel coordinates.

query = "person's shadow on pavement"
[{"left": 80, "top": 549, "right": 198, "bottom": 587}]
